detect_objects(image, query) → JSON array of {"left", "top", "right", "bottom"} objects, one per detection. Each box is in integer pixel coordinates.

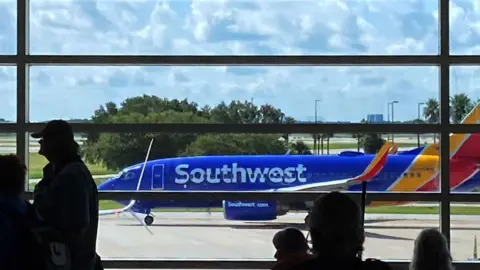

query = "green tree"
[
  {"left": 360, "top": 133, "right": 385, "bottom": 154},
  {"left": 466, "top": 98, "right": 480, "bottom": 113},
  {"left": 289, "top": 141, "right": 312, "bottom": 155},
  {"left": 450, "top": 93, "right": 472, "bottom": 123},
  {"left": 423, "top": 98, "right": 439, "bottom": 144},
  {"left": 352, "top": 118, "right": 366, "bottom": 152},
  {"left": 423, "top": 98, "right": 439, "bottom": 123},
  {"left": 84, "top": 111, "right": 209, "bottom": 170},
  {"left": 183, "top": 134, "right": 288, "bottom": 156},
  {"left": 83, "top": 96, "right": 295, "bottom": 170},
  {"left": 282, "top": 116, "right": 296, "bottom": 144}
]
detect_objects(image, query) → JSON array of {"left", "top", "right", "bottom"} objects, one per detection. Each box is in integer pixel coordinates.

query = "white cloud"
[{"left": 0, "top": 0, "right": 479, "bottom": 122}]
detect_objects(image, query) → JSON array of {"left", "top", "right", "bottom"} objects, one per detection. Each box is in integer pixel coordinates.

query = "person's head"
[
  {"left": 273, "top": 227, "right": 310, "bottom": 260},
  {"left": 0, "top": 154, "right": 27, "bottom": 196},
  {"left": 307, "top": 191, "right": 364, "bottom": 258},
  {"left": 31, "top": 120, "right": 79, "bottom": 161},
  {"left": 410, "top": 228, "right": 453, "bottom": 270}
]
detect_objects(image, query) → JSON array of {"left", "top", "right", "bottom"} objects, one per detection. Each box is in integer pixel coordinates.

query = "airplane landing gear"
[{"left": 144, "top": 215, "right": 154, "bottom": 226}]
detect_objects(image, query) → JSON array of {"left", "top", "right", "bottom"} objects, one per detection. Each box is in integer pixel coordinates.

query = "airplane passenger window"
[{"left": 416, "top": 172, "right": 421, "bottom": 178}]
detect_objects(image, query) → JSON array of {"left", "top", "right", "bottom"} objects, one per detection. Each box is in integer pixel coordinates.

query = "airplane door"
[{"left": 152, "top": 164, "right": 165, "bottom": 190}]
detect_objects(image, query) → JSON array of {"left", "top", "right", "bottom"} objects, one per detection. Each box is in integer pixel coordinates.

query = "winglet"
[{"left": 356, "top": 142, "right": 392, "bottom": 182}]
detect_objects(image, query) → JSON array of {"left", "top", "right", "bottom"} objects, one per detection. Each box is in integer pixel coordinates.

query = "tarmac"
[{"left": 97, "top": 212, "right": 480, "bottom": 262}]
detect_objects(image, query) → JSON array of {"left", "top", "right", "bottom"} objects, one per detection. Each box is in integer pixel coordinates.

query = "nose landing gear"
[{"left": 144, "top": 215, "right": 154, "bottom": 226}]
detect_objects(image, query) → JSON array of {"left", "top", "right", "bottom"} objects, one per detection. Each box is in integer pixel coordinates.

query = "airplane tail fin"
[
  {"left": 389, "top": 144, "right": 399, "bottom": 154},
  {"left": 449, "top": 102, "right": 480, "bottom": 160},
  {"left": 356, "top": 142, "right": 392, "bottom": 182}
]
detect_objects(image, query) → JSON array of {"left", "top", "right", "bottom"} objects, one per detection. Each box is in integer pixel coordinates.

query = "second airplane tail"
[{"left": 450, "top": 102, "right": 480, "bottom": 161}]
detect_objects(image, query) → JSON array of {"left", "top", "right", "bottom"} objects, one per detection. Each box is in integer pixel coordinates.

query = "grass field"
[{"left": 28, "top": 153, "right": 115, "bottom": 179}]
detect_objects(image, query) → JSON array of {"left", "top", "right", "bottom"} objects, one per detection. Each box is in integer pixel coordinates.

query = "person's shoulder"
[{"left": 57, "top": 161, "right": 93, "bottom": 182}]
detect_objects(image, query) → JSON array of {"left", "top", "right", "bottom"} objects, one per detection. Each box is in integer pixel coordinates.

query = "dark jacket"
[
  {"left": 33, "top": 155, "right": 99, "bottom": 270},
  {"left": 0, "top": 194, "right": 28, "bottom": 269}
]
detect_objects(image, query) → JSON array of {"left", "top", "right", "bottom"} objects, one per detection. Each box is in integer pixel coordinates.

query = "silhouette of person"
[
  {"left": 272, "top": 227, "right": 313, "bottom": 270},
  {"left": 410, "top": 228, "right": 454, "bottom": 270},
  {"left": 0, "top": 154, "right": 29, "bottom": 269},
  {"left": 295, "top": 191, "right": 392, "bottom": 270},
  {"left": 31, "top": 120, "right": 100, "bottom": 270}
]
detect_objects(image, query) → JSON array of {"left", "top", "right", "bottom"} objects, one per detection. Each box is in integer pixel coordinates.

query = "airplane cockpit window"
[{"left": 119, "top": 171, "right": 136, "bottom": 181}]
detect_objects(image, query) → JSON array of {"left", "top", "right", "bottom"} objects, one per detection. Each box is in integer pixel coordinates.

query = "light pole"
[
  {"left": 391, "top": 101, "right": 399, "bottom": 143},
  {"left": 314, "top": 99, "right": 321, "bottom": 154},
  {"left": 387, "top": 102, "right": 391, "bottom": 141},
  {"left": 417, "top": 102, "right": 425, "bottom": 147}
]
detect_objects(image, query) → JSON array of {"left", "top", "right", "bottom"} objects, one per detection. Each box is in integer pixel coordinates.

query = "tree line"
[
  {"left": 80, "top": 93, "right": 478, "bottom": 170},
  {"left": 82, "top": 95, "right": 310, "bottom": 170},
  {"left": 416, "top": 93, "right": 479, "bottom": 143}
]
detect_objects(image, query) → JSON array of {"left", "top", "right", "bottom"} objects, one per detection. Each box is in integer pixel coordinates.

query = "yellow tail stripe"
[
  {"left": 389, "top": 144, "right": 439, "bottom": 192},
  {"left": 450, "top": 103, "right": 480, "bottom": 157},
  {"left": 363, "top": 142, "right": 392, "bottom": 174}
]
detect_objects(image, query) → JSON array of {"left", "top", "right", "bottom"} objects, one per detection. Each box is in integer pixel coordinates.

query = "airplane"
[{"left": 97, "top": 103, "right": 480, "bottom": 226}]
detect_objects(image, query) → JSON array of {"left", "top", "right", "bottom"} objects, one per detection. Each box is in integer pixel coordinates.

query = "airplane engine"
[{"left": 222, "top": 200, "right": 289, "bottom": 221}]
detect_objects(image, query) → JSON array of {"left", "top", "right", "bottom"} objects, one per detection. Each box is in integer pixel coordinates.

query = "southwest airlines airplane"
[{"left": 97, "top": 103, "right": 480, "bottom": 226}]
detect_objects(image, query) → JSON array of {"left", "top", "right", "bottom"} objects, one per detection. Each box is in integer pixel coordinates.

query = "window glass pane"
[
  {"left": 0, "top": 0, "right": 16, "bottom": 55},
  {"left": 450, "top": 0, "right": 480, "bottom": 55},
  {"left": 28, "top": 66, "right": 439, "bottom": 123},
  {"left": 28, "top": 0, "right": 439, "bottom": 55},
  {"left": 0, "top": 132, "right": 16, "bottom": 155},
  {"left": 449, "top": 66, "right": 480, "bottom": 124},
  {"left": 0, "top": 66, "right": 16, "bottom": 122},
  {"left": 449, "top": 131, "right": 480, "bottom": 261},
  {"left": 26, "top": 131, "right": 443, "bottom": 260}
]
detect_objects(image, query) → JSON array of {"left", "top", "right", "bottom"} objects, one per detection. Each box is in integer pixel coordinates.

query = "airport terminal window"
[{"left": 8, "top": 0, "right": 480, "bottom": 268}]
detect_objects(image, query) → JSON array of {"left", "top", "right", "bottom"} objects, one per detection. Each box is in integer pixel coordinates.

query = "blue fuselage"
[{"left": 97, "top": 151, "right": 480, "bottom": 214}]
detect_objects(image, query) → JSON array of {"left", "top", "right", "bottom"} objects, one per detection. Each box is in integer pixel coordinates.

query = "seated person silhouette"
[
  {"left": 410, "top": 228, "right": 454, "bottom": 270},
  {"left": 271, "top": 227, "right": 314, "bottom": 270}
]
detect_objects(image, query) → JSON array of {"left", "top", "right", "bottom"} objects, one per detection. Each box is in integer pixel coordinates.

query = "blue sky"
[{"left": 0, "top": 0, "right": 479, "bottom": 123}]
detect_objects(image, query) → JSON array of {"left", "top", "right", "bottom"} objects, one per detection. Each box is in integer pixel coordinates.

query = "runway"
[{"left": 97, "top": 212, "right": 480, "bottom": 262}]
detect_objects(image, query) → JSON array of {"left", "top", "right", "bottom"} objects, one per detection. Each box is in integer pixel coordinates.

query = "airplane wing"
[
  {"left": 275, "top": 142, "right": 393, "bottom": 192},
  {"left": 99, "top": 200, "right": 135, "bottom": 216}
]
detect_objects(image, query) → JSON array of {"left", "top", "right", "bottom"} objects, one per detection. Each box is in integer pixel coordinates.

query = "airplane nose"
[{"left": 98, "top": 178, "right": 116, "bottom": 191}]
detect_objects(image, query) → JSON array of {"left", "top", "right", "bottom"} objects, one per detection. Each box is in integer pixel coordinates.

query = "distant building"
[{"left": 366, "top": 114, "right": 385, "bottom": 123}]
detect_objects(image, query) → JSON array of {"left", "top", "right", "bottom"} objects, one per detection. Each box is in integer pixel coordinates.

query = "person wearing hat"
[{"left": 31, "top": 120, "right": 101, "bottom": 270}]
